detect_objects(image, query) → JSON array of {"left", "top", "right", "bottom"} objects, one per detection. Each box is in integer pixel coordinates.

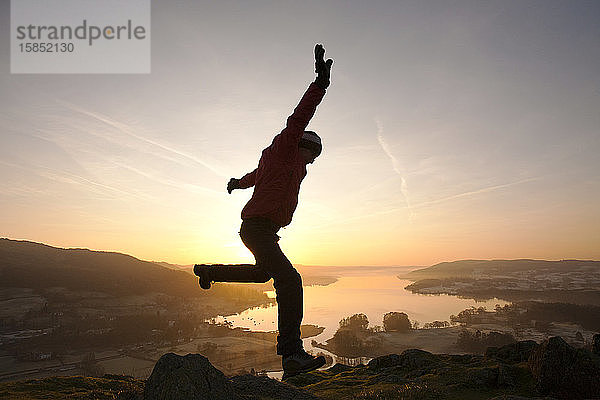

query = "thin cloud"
[
  {"left": 375, "top": 117, "right": 413, "bottom": 218},
  {"left": 0, "top": 158, "right": 154, "bottom": 202},
  {"left": 311, "top": 177, "right": 541, "bottom": 230},
  {"left": 40, "top": 166, "right": 156, "bottom": 202},
  {"left": 412, "top": 177, "right": 540, "bottom": 209},
  {"left": 112, "top": 160, "right": 222, "bottom": 196},
  {"left": 55, "top": 99, "right": 227, "bottom": 178}
]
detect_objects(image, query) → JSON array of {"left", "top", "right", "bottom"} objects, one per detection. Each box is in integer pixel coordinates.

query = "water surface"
[{"left": 214, "top": 267, "right": 508, "bottom": 356}]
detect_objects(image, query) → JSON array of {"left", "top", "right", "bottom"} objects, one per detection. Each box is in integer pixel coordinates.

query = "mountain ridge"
[
  {"left": 0, "top": 238, "right": 204, "bottom": 297},
  {"left": 405, "top": 259, "right": 600, "bottom": 280}
]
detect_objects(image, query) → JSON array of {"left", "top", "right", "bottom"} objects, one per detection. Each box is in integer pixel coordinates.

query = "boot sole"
[
  {"left": 193, "top": 264, "right": 212, "bottom": 290},
  {"left": 282, "top": 356, "right": 326, "bottom": 380}
]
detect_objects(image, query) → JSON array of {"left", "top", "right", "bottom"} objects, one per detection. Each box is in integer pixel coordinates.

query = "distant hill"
[
  {"left": 0, "top": 238, "right": 203, "bottom": 297},
  {"left": 153, "top": 261, "right": 194, "bottom": 274},
  {"left": 404, "top": 259, "right": 600, "bottom": 280}
]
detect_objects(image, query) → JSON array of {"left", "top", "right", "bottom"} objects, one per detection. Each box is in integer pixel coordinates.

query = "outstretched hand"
[
  {"left": 314, "top": 44, "right": 333, "bottom": 89},
  {"left": 227, "top": 178, "right": 240, "bottom": 194}
]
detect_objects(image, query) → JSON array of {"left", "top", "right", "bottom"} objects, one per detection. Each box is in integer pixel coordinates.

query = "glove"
[
  {"left": 314, "top": 43, "right": 333, "bottom": 89},
  {"left": 227, "top": 178, "right": 241, "bottom": 194}
]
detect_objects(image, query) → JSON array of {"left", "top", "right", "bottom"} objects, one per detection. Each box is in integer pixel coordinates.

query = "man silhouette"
[{"left": 194, "top": 44, "right": 333, "bottom": 379}]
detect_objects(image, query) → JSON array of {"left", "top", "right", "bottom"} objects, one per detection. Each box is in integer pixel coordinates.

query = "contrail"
[
  {"left": 0, "top": 158, "right": 153, "bottom": 202},
  {"left": 412, "top": 177, "right": 540, "bottom": 209},
  {"left": 311, "top": 176, "right": 540, "bottom": 230},
  {"left": 55, "top": 99, "right": 227, "bottom": 177},
  {"left": 375, "top": 118, "right": 413, "bottom": 218},
  {"left": 112, "top": 161, "right": 222, "bottom": 196}
]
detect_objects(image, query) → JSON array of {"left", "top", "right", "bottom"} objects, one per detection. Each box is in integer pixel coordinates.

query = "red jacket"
[{"left": 239, "top": 82, "right": 326, "bottom": 227}]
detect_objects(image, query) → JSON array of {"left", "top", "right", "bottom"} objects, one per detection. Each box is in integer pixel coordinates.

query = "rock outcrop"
[
  {"left": 367, "top": 348, "right": 438, "bottom": 371},
  {"left": 528, "top": 336, "right": 600, "bottom": 399},
  {"left": 142, "top": 340, "right": 600, "bottom": 400},
  {"left": 9, "top": 337, "right": 597, "bottom": 400},
  {"left": 230, "top": 374, "right": 319, "bottom": 400},
  {"left": 143, "top": 353, "right": 318, "bottom": 400},
  {"left": 288, "top": 338, "right": 600, "bottom": 400},
  {"left": 144, "top": 353, "right": 235, "bottom": 400},
  {"left": 485, "top": 340, "right": 538, "bottom": 363}
]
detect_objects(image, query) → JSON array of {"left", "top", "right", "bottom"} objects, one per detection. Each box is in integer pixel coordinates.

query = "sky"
[{"left": 1, "top": 0, "right": 599, "bottom": 266}]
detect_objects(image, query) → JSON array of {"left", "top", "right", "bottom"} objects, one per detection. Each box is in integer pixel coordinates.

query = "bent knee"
[{"left": 255, "top": 270, "right": 271, "bottom": 283}]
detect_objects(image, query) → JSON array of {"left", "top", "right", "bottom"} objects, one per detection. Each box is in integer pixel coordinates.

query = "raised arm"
[
  {"left": 285, "top": 44, "right": 333, "bottom": 135},
  {"left": 227, "top": 44, "right": 333, "bottom": 192},
  {"left": 274, "top": 44, "right": 333, "bottom": 154},
  {"left": 284, "top": 82, "right": 326, "bottom": 135}
]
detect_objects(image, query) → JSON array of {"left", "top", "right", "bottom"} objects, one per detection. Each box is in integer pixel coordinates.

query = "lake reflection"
[{"left": 214, "top": 268, "right": 509, "bottom": 355}]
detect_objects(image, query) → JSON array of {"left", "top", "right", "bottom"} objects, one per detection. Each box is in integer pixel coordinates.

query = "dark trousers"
[{"left": 209, "top": 217, "right": 303, "bottom": 356}]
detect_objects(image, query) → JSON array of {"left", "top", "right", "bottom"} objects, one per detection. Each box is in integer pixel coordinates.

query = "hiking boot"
[
  {"left": 282, "top": 349, "right": 326, "bottom": 380},
  {"left": 193, "top": 264, "right": 212, "bottom": 290}
]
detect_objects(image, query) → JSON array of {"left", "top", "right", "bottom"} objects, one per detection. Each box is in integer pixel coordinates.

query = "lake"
[{"left": 213, "top": 266, "right": 509, "bottom": 361}]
